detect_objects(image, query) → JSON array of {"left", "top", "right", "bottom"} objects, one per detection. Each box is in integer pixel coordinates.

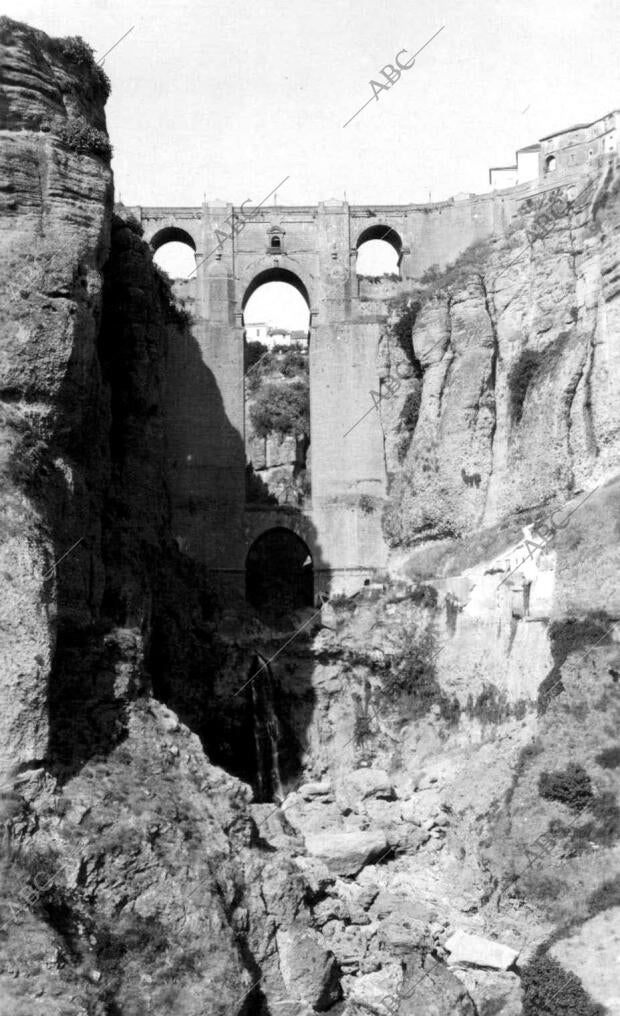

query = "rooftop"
[{"left": 539, "top": 108, "right": 620, "bottom": 141}]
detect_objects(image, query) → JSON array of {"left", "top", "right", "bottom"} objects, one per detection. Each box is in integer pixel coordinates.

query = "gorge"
[{"left": 0, "top": 16, "right": 619, "bottom": 1016}]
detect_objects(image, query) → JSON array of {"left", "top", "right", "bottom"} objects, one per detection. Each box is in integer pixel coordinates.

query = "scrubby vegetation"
[
  {"left": 465, "top": 683, "right": 526, "bottom": 725},
  {"left": 373, "top": 625, "right": 460, "bottom": 724},
  {"left": 397, "top": 387, "right": 423, "bottom": 462},
  {"left": 57, "top": 116, "right": 112, "bottom": 160},
  {"left": 416, "top": 237, "right": 495, "bottom": 295},
  {"left": 152, "top": 262, "right": 193, "bottom": 327},
  {"left": 538, "top": 613, "right": 613, "bottom": 714},
  {"left": 358, "top": 495, "right": 376, "bottom": 515},
  {"left": 124, "top": 214, "right": 144, "bottom": 237},
  {"left": 536, "top": 761, "right": 620, "bottom": 848},
  {"left": 389, "top": 297, "right": 423, "bottom": 366},
  {"left": 595, "top": 745, "right": 620, "bottom": 769},
  {"left": 538, "top": 763, "right": 594, "bottom": 811},
  {"left": 57, "top": 34, "right": 111, "bottom": 99},
  {"left": 508, "top": 349, "right": 541, "bottom": 423},
  {"left": 521, "top": 948, "right": 606, "bottom": 1016},
  {"left": 244, "top": 339, "right": 269, "bottom": 376},
  {"left": 249, "top": 378, "right": 309, "bottom": 441},
  {"left": 587, "top": 875, "right": 620, "bottom": 915},
  {"left": 244, "top": 342, "right": 308, "bottom": 393}
]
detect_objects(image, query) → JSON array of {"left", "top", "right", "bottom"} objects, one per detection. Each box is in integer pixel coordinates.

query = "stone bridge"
[{"left": 122, "top": 178, "right": 575, "bottom": 601}]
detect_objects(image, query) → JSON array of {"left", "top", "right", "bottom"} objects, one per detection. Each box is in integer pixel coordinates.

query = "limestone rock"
[
  {"left": 313, "top": 896, "right": 348, "bottom": 926},
  {"left": 344, "top": 963, "right": 403, "bottom": 1016},
  {"left": 338, "top": 768, "right": 394, "bottom": 812},
  {"left": 299, "top": 780, "right": 333, "bottom": 800},
  {"left": 276, "top": 928, "right": 342, "bottom": 1010},
  {"left": 370, "top": 892, "right": 437, "bottom": 925},
  {"left": 283, "top": 794, "right": 344, "bottom": 836},
  {"left": 293, "top": 855, "right": 335, "bottom": 895},
  {"left": 305, "top": 829, "right": 389, "bottom": 876},
  {"left": 445, "top": 929, "right": 519, "bottom": 970},
  {"left": 378, "top": 916, "right": 428, "bottom": 954},
  {"left": 326, "top": 923, "right": 369, "bottom": 973},
  {"left": 399, "top": 799, "right": 420, "bottom": 824},
  {"left": 398, "top": 953, "right": 477, "bottom": 1015},
  {"left": 451, "top": 967, "right": 522, "bottom": 1016}
]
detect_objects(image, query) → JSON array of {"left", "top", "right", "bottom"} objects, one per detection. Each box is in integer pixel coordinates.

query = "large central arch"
[{"left": 241, "top": 266, "right": 311, "bottom": 313}]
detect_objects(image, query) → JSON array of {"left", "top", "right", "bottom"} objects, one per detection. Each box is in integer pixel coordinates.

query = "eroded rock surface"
[{"left": 1, "top": 15, "right": 620, "bottom": 1016}]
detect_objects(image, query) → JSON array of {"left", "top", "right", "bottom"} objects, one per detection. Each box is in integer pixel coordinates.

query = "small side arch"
[
  {"left": 150, "top": 226, "right": 197, "bottom": 279},
  {"left": 355, "top": 224, "right": 402, "bottom": 277},
  {"left": 355, "top": 224, "right": 402, "bottom": 254},
  {"left": 150, "top": 226, "right": 197, "bottom": 253}
]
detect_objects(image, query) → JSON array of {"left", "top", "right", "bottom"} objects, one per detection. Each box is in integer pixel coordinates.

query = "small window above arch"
[{"left": 271, "top": 236, "right": 281, "bottom": 250}]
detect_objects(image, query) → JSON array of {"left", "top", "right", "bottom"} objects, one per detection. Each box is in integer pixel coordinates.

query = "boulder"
[
  {"left": 345, "top": 963, "right": 403, "bottom": 1016},
  {"left": 370, "top": 892, "right": 436, "bottom": 924},
  {"left": 398, "top": 953, "right": 477, "bottom": 1015},
  {"left": 298, "top": 780, "right": 333, "bottom": 800},
  {"left": 363, "top": 799, "right": 403, "bottom": 825},
  {"left": 400, "top": 799, "right": 420, "bottom": 824},
  {"left": 338, "top": 768, "right": 394, "bottom": 812},
  {"left": 283, "top": 794, "right": 344, "bottom": 835},
  {"left": 305, "top": 829, "right": 389, "bottom": 876},
  {"left": 451, "top": 967, "right": 522, "bottom": 1016},
  {"left": 327, "top": 923, "right": 369, "bottom": 973},
  {"left": 293, "top": 855, "right": 334, "bottom": 895},
  {"left": 378, "top": 917, "right": 428, "bottom": 954},
  {"left": 276, "top": 928, "right": 342, "bottom": 1010},
  {"left": 313, "top": 896, "right": 348, "bottom": 926},
  {"left": 445, "top": 929, "right": 519, "bottom": 970}
]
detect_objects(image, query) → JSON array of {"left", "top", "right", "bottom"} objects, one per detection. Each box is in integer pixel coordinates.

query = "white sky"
[{"left": 6, "top": 0, "right": 619, "bottom": 208}]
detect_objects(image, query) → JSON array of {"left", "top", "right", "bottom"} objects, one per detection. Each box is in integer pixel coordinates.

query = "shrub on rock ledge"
[
  {"left": 58, "top": 34, "right": 111, "bottom": 99},
  {"left": 538, "top": 763, "right": 593, "bottom": 811},
  {"left": 249, "top": 378, "right": 309, "bottom": 441},
  {"left": 57, "top": 116, "right": 112, "bottom": 160},
  {"left": 521, "top": 948, "right": 605, "bottom": 1015}
]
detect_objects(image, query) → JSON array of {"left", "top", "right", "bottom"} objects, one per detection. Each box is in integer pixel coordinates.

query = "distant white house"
[
  {"left": 245, "top": 322, "right": 309, "bottom": 349},
  {"left": 489, "top": 144, "right": 540, "bottom": 190},
  {"left": 245, "top": 322, "right": 270, "bottom": 344}
]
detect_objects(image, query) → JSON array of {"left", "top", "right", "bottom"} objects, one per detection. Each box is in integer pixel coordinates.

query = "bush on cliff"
[
  {"left": 57, "top": 34, "right": 111, "bottom": 99},
  {"left": 389, "top": 297, "right": 423, "bottom": 366},
  {"left": 521, "top": 948, "right": 606, "bottom": 1016},
  {"left": 249, "top": 378, "right": 309, "bottom": 440},
  {"left": 57, "top": 115, "right": 112, "bottom": 160},
  {"left": 244, "top": 340, "right": 268, "bottom": 375},
  {"left": 508, "top": 349, "right": 541, "bottom": 423},
  {"left": 595, "top": 746, "right": 620, "bottom": 769},
  {"left": 538, "top": 763, "right": 593, "bottom": 811}
]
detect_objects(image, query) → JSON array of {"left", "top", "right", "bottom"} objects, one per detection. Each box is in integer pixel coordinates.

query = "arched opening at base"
[{"left": 246, "top": 528, "right": 313, "bottom": 615}]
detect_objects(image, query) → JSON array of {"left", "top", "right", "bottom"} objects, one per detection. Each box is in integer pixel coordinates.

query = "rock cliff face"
[
  {"left": 380, "top": 164, "right": 620, "bottom": 547},
  {"left": 0, "top": 19, "right": 312, "bottom": 1016},
  {"left": 1, "top": 15, "right": 619, "bottom": 1016}
]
